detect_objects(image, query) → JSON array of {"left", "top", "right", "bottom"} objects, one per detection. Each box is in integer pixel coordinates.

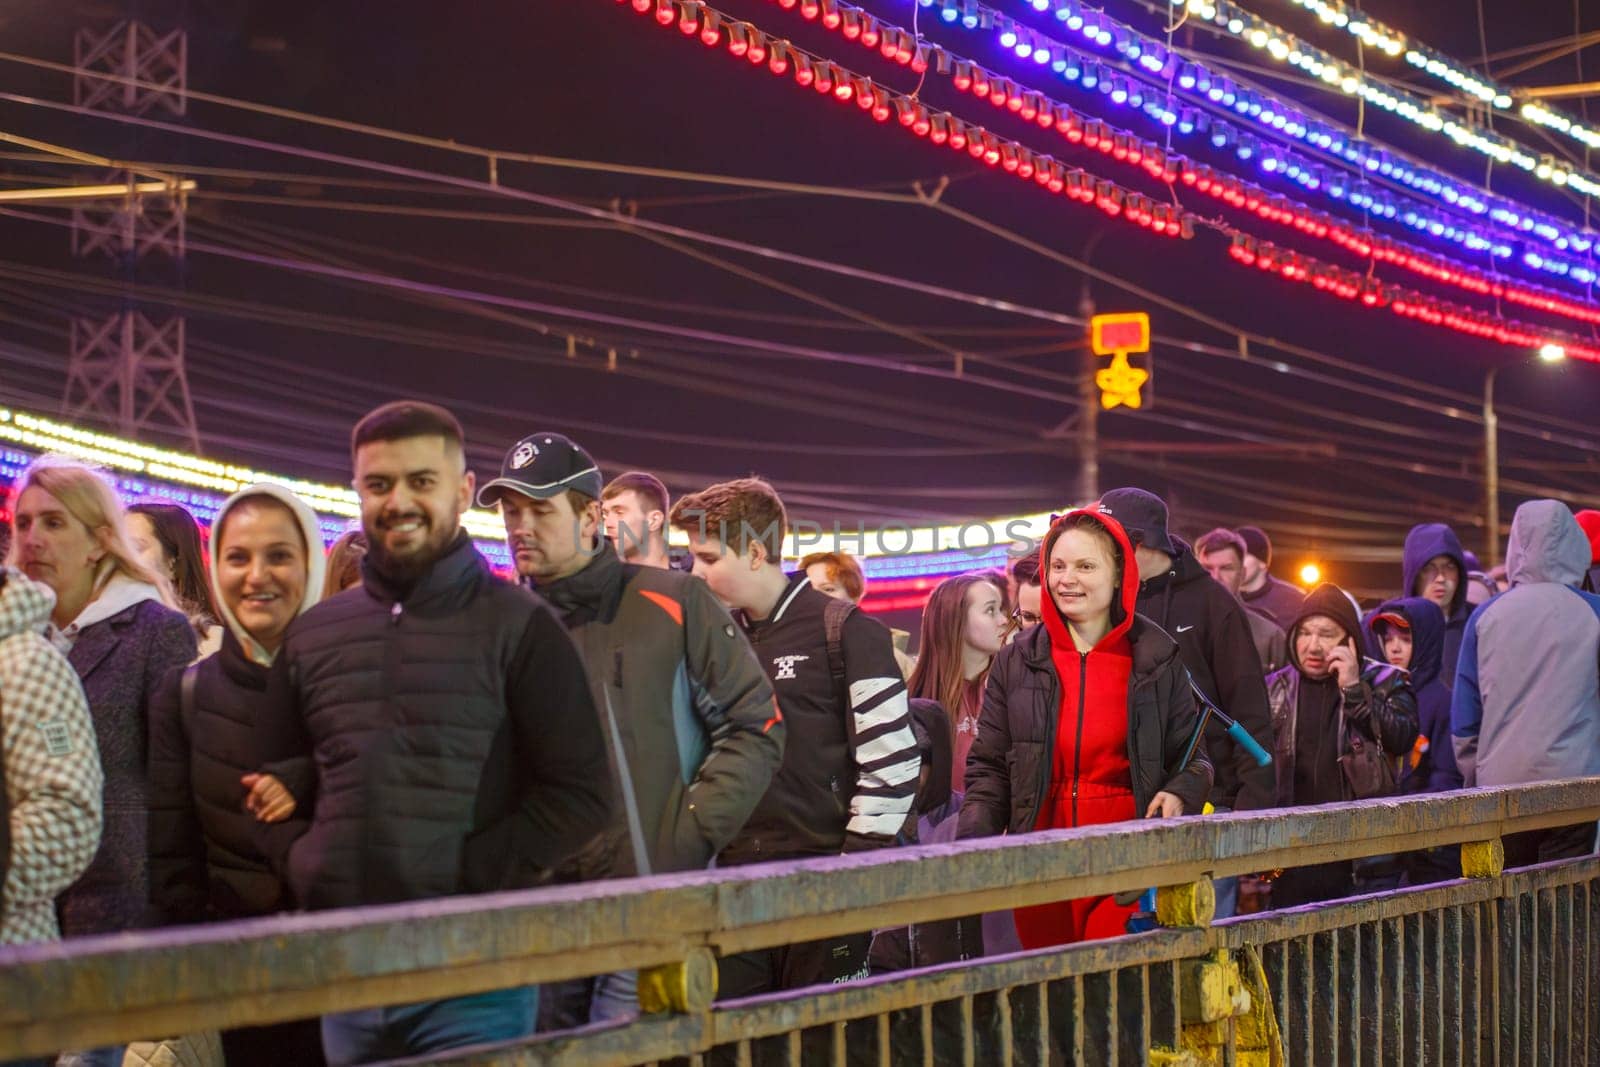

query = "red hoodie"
[
  {"left": 1034, "top": 509, "right": 1142, "bottom": 831},
  {"left": 1014, "top": 508, "right": 1142, "bottom": 948}
]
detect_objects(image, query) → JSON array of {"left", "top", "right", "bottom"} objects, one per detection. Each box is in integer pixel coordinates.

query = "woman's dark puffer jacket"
[
  {"left": 958, "top": 613, "right": 1214, "bottom": 838},
  {"left": 147, "top": 627, "right": 296, "bottom": 922}
]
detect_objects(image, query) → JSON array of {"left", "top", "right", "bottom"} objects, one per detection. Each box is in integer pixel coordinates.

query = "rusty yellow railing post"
[
  {"left": 1156, "top": 878, "right": 1217, "bottom": 929},
  {"left": 637, "top": 946, "right": 717, "bottom": 1015},
  {"left": 1461, "top": 837, "right": 1505, "bottom": 879}
]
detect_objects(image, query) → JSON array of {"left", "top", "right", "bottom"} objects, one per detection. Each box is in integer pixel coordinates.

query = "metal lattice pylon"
[
  {"left": 73, "top": 22, "right": 187, "bottom": 115},
  {"left": 70, "top": 169, "right": 186, "bottom": 261},
  {"left": 66, "top": 20, "right": 199, "bottom": 450},
  {"left": 65, "top": 312, "right": 200, "bottom": 452}
]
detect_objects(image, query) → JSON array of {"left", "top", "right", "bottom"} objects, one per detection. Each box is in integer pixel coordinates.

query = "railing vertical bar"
[
  {"left": 1402, "top": 911, "right": 1424, "bottom": 1066},
  {"left": 737, "top": 1039, "right": 753, "bottom": 1067},
  {"left": 1485, "top": 897, "right": 1503, "bottom": 1067},
  {"left": 998, "top": 987, "right": 1015, "bottom": 1067},
  {"left": 1148, "top": 960, "right": 1179, "bottom": 1054},
  {"left": 921, "top": 1002, "right": 935, "bottom": 1067},
  {"left": 786, "top": 1029, "right": 803, "bottom": 1066},
  {"left": 962, "top": 995, "right": 977, "bottom": 1067},
  {"left": 1359, "top": 921, "right": 1382, "bottom": 1065},
  {"left": 1427, "top": 908, "right": 1452, "bottom": 1067},
  {"left": 1005, "top": 984, "right": 1040, "bottom": 1067},
  {"left": 1381, "top": 916, "right": 1404, "bottom": 1067},
  {"left": 1335, "top": 923, "right": 1359, "bottom": 1067},
  {"left": 1287, "top": 935, "right": 1313, "bottom": 1066},
  {"left": 1263, "top": 939, "right": 1289, "bottom": 1056},
  {"left": 1498, "top": 892, "right": 1520, "bottom": 1067},
  {"left": 830, "top": 1020, "right": 847, "bottom": 1066},
  {"left": 876, "top": 1012, "right": 891, "bottom": 1067},
  {"left": 1519, "top": 886, "right": 1538, "bottom": 1067},
  {"left": 1070, "top": 974, "right": 1086, "bottom": 1065},
  {"left": 1552, "top": 884, "right": 1573, "bottom": 1067},
  {"left": 1083, "top": 970, "right": 1114, "bottom": 1067},
  {"left": 1035, "top": 981, "right": 1051, "bottom": 1067},
  {"left": 1114, "top": 966, "right": 1145, "bottom": 1066},
  {"left": 1534, "top": 888, "right": 1554, "bottom": 1066},
  {"left": 1309, "top": 930, "right": 1336, "bottom": 1067},
  {"left": 1436, "top": 905, "right": 1459, "bottom": 1067},
  {"left": 1586, "top": 877, "right": 1600, "bottom": 1066}
]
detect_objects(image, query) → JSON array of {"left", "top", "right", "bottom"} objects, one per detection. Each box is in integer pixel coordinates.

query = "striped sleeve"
[{"left": 840, "top": 612, "right": 919, "bottom": 850}]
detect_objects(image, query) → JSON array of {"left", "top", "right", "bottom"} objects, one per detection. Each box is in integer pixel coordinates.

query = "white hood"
[
  {"left": 208, "top": 483, "right": 327, "bottom": 666},
  {"left": 46, "top": 572, "right": 165, "bottom": 654}
]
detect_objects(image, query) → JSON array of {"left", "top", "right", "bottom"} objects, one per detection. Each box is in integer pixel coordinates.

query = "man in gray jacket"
[
  {"left": 1452, "top": 499, "right": 1600, "bottom": 866},
  {"left": 483, "top": 432, "right": 784, "bottom": 1028}
]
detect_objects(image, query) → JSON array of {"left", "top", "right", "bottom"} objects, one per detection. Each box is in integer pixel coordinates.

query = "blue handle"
[{"left": 1226, "top": 720, "right": 1273, "bottom": 767}]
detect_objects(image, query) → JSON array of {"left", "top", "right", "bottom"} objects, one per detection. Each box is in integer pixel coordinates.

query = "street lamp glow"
[
  {"left": 1298, "top": 562, "right": 1322, "bottom": 585},
  {"left": 1538, "top": 343, "right": 1568, "bottom": 362}
]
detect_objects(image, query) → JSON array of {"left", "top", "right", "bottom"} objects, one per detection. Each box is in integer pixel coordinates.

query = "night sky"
[{"left": 4, "top": 0, "right": 1600, "bottom": 593}]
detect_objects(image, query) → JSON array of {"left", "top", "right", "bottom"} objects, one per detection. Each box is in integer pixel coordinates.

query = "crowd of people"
[{"left": 1, "top": 398, "right": 1597, "bottom": 1065}]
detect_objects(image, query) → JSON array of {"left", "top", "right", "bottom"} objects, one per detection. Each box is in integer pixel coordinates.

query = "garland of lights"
[
  {"left": 618, "top": 0, "right": 1600, "bottom": 362},
  {"left": 944, "top": 0, "right": 1600, "bottom": 285},
  {"left": 768, "top": 0, "right": 1600, "bottom": 326},
  {"left": 891, "top": 0, "right": 1600, "bottom": 288},
  {"left": 630, "top": 0, "right": 1196, "bottom": 236},
  {"left": 1163, "top": 0, "right": 1600, "bottom": 197},
  {"left": 960, "top": 0, "right": 1600, "bottom": 266},
  {"left": 1269, "top": 0, "right": 1600, "bottom": 160},
  {"left": 0, "top": 407, "right": 511, "bottom": 546},
  {"left": 913, "top": 0, "right": 1600, "bottom": 257},
  {"left": 1, "top": 402, "right": 1052, "bottom": 582},
  {"left": 1223, "top": 233, "right": 1600, "bottom": 361}
]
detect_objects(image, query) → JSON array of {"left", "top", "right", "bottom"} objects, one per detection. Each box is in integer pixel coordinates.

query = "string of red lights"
[
  {"left": 612, "top": 0, "right": 1600, "bottom": 362},
  {"left": 627, "top": 0, "right": 1196, "bottom": 237},
  {"left": 750, "top": 0, "right": 1600, "bottom": 335}
]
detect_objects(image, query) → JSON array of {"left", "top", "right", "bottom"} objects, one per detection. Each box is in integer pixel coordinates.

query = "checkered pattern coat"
[{"left": 1, "top": 568, "right": 103, "bottom": 946}]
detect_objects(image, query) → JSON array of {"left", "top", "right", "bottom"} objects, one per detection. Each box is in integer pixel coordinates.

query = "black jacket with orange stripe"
[{"left": 536, "top": 541, "right": 784, "bottom": 878}]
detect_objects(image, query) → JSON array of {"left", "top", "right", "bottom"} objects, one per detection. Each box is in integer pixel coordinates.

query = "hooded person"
[
  {"left": 1369, "top": 596, "right": 1462, "bottom": 885},
  {"left": 145, "top": 484, "right": 328, "bottom": 1066},
  {"left": 957, "top": 507, "right": 1212, "bottom": 951},
  {"left": 1452, "top": 500, "right": 1600, "bottom": 867},
  {"left": 1266, "top": 583, "right": 1419, "bottom": 907},
  {"left": 1099, "top": 490, "right": 1276, "bottom": 920},
  {"left": 1399, "top": 523, "right": 1470, "bottom": 689},
  {"left": 1573, "top": 508, "right": 1600, "bottom": 593}
]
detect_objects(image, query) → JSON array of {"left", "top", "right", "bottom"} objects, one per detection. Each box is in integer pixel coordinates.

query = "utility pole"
[
  {"left": 1075, "top": 285, "right": 1100, "bottom": 507},
  {"left": 65, "top": 21, "right": 200, "bottom": 451}
]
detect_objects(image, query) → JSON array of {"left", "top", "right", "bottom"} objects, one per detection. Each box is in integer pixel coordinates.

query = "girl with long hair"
[
  {"left": 128, "top": 501, "right": 222, "bottom": 654},
  {"left": 907, "top": 573, "right": 1009, "bottom": 792}
]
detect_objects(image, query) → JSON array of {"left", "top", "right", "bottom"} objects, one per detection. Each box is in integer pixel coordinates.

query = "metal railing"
[{"left": 2, "top": 779, "right": 1597, "bottom": 1064}]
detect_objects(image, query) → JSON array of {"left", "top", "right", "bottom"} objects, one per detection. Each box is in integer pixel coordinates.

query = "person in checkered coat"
[{"left": 0, "top": 565, "right": 103, "bottom": 947}]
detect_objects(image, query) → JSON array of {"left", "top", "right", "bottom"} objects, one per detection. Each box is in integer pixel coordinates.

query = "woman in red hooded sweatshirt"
[{"left": 956, "top": 507, "right": 1213, "bottom": 949}]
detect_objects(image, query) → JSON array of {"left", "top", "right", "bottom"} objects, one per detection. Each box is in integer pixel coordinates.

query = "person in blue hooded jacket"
[
  {"left": 1369, "top": 596, "right": 1462, "bottom": 885},
  {"left": 1399, "top": 523, "right": 1471, "bottom": 690},
  {"left": 1452, "top": 500, "right": 1600, "bottom": 867}
]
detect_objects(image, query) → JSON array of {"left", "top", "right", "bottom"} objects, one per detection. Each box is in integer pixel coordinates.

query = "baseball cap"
[
  {"left": 477, "top": 432, "right": 602, "bottom": 507},
  {"left": 1097, "top": 487, "right": 1176, "bottom": 555},
  {"left": 1369, "top": 611, "right": 1411, "bottom": 632}
]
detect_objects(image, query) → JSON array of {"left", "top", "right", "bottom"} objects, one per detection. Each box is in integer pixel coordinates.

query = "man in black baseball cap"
[
  {"left": 482, "top": 431, "right": 782, "bottom": 1031},
  {"left": 479, "top": 432, "right": 605, "bottom": 583}
]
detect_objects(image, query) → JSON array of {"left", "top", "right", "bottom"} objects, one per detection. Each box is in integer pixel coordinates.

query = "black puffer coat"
[
  {"left": 148, "top": 628, "right": 297, "bottom": 922},
  {"left": 254, "top": 534, "right": 614, "bottom": 909}
]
